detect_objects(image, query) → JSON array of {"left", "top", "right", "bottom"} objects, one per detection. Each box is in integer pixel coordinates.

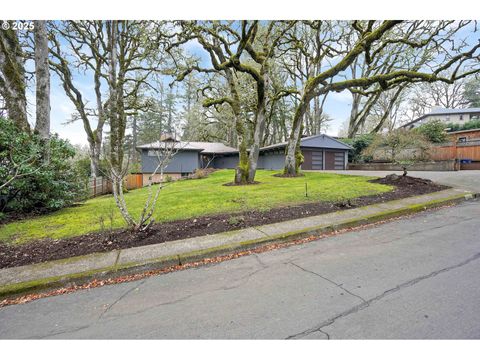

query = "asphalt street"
[{"left": 1, "top": 199, "right": 479, "bottom": 339}]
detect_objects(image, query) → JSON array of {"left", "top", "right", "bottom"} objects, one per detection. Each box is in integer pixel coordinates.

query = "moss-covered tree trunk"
[
  {"left": 0, "top": 27, "right": 29, "bottom": 132},
  {"left": 284, "top": 93, "right": 309, "bottom": 176},
  {"left": 107, "top": 21, "right": 127, "bottom": 178},
  {"left": 235, "top": 134, "right": 249, "bottom": 184},
  {"left": 224, "top": 69, "right": 249, "bottom": 184},
  {"left": 247, "top": 73, "right": 268, "bottom": 183},
  {"left": 33, "top": 21, "right": 50, "bottom": 142}
]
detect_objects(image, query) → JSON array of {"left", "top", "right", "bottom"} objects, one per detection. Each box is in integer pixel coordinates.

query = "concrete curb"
[{"left": 0, "top": 188, "right": 476, "bottom": 299}]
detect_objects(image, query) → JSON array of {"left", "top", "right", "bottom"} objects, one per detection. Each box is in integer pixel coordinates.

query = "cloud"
[{"left": 329, "top": 90, "right": 352, "bottom": 104}]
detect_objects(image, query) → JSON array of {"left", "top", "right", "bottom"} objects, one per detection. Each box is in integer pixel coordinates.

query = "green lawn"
[{"left": 0, "top": 170, "right": 392, "bottom": 245}]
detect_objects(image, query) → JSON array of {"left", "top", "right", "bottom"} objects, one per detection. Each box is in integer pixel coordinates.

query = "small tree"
[
  {"left": 108, "top": 139, "right": 182, "bottom": 232},
  {"left": 415, "top": 120, "right": 448, "bottom": 143},
  {"left": 363, "top": 129, "right": 431, "bottom": 175}
]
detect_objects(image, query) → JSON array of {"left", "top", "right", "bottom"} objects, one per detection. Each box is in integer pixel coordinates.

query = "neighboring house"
[
  {"left": 446, "top": 128, "right": 480, "bottom": 143},
  {"left": 402, "top": 107, "right": 480, "bottom": 129},
  {"left": 137, "top": 134, "right": 352, "bottom": 182}
]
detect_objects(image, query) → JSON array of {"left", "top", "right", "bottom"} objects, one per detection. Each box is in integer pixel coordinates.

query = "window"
[
  {"left": 458, "top": 137, "right": 467, "bottom": 143},
  {"left": 460, "top": 115, "right": 463, "bottom": 120}
]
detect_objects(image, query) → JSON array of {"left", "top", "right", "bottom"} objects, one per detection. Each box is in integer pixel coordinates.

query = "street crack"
[
  {"left": 289, "top": 262, "right": 367, "bottom": 303},
  {"left": 286, "top": 251, "right": 480, "bottom": 339}
]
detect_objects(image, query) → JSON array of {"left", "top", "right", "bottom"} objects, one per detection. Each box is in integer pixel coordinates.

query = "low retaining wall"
[{"left": 348, "top": 160, "right": 457, "bottom": 172}]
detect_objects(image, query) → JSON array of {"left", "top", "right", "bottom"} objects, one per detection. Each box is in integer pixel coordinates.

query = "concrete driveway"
[{"left": 324, "top": 170, "right": 480, "bottom": 193}]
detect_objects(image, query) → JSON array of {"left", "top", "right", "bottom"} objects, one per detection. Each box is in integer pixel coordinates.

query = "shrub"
[
  {"left": 444, "top": 119, "right": 480, "bottom": 132},
  {"left": 0, "top": 117, "right": 86, "bottom": 214},
  {"left": 227, "top": 215, "right": 245, "bottom": 226},
  {"left": 363, "top": 129, "right": 431, "bottom": 163},
  {"left": 342, "top": 134, "right": 376, "bottom": 163},
  {"left": 195, "top": 168, "right": 208, "bottom": 179},
  {"left": 188, "top": 168, "right": 210, "bottom": 180},
  {"left": 415, "top": 120, "right": 448, "bottom": 143}
]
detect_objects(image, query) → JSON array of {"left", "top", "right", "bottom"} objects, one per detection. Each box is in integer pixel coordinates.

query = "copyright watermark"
[{"left": 1, "top": 21, "right": 34, "bottom": 31}]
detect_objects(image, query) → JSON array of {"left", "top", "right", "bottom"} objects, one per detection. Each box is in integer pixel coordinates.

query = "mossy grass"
[{"left": 0, "top": 170, "right": 392, "bottom": 245}]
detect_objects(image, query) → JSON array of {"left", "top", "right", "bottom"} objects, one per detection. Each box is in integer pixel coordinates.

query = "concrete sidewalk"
[{"left": 0, "top": 188, "right": 476, "bottom": 299}]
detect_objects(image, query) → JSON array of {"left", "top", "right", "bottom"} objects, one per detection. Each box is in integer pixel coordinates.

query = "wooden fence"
[
  {"left": 88, "top": 174, "right": 143, "bottom": 197},
  {"left": 88, "top": 176, "right": 109, "bottom": 197},
  {"left": 430, "top": 141, "right": 480, "bottom": 170},
  {"left": 431, "top": 141, "right": 480, "bottom": 161}
]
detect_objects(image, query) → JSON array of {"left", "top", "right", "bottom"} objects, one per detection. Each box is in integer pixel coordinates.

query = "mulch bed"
[
  {"left": 223, "top": 181, "right": 260, "bottom": 186},
  {"left": 273, "top": 173, "right": 305, "bottom": 178},
  {"left": 0, "top": 175, "right": 448, "bottom": 269}
]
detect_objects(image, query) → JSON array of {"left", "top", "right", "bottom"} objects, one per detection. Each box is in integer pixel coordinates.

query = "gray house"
[
  {"left": 136, "top": 141, "right": 238, "bottom": 183},
  {"left": 137, "top": 134, "right": 352, "bottom": 182},
  {"left": 402, "top": 107, "right": 480, "bottom": 129}
]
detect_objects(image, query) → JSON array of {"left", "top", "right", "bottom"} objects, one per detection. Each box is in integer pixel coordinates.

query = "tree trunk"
[
  {"left": 370, "top": 86, "right": 405, "bottom": 134},
  {"left": 235, "top": 136, "right": 249, "bottom": 184},
  {"left": 247, "top": 104, "right": 265, "bottom": 182},
  {"left": 235, "top": 112, "right": 249, "bottom": 184},
  {"left": 284, "top": 94, "right": 309, "bottom": 176},
  {"left": 222, "top": 68, "right": 249, "bottom": 185},
  {"left": 89, "top": 141, "right": 101, "bottom": 177},
  {"left": 33, "top": 20, "right": 50, "bottom": 141},
  {"left": 132, "top": 115, "right": 138, "bottom": 164},
  {"left": 0, "top": 28, "right": 29, "bottom": 131},
  {"left": 347, "top": 92, "right": 361, "bottom": 138},
  {"left": 108, "top": 20, "right": 125, "bottom": 176},
  {"left": 247, "top": 74, "right": 268, "bottom": 183}
]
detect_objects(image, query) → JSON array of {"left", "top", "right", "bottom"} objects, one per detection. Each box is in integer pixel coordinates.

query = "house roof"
[
  {"left": 187, "top": 142, "right": 238, "bottom": 154},
  {"left": 446, "top": 128, "right": 480, "bottom": 135},
  {"left": 137, "top": 134, "right": 352, "bottom": 155},
  {"left": 402, "top": 107, "right": 480, "bottom": 128},
  {"left": 260, "top": 134, "right": 352, "bottom": 151},
  {"left": 136, "top": 141, "right": 238, "bottom": 154}
]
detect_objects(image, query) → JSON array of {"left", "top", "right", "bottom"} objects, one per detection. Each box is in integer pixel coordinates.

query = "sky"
[{"left": 23, "top": 21, "right": 479, "bottom": 147}]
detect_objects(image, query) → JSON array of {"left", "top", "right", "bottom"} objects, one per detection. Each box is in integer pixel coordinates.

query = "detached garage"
[{"left": 259, "top": 134, "right": 352, "bottom": 171}]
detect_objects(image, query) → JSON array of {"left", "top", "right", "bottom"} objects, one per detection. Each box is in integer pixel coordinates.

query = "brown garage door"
[
  {"left": 311, "top": 151, "right": 323, "bottom": 170},
  {"left": 302, "top": 150, "right": 323, "bottom": 170},
  {"left": 324, "top": 151, "right": 345, "bottom": 170}
]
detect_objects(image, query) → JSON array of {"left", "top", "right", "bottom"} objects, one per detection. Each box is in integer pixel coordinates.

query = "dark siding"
[
  {"left": 212, "top": 154, "right": 239, "bottom": 169},
  {"left": 141, "top": 149, "right": 200, "bottom": 173},
  {"left": 259, "top": 151, "right": 285, "bottom": 170}
]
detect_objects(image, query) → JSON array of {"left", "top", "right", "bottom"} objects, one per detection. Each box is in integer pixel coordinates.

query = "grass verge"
[{"left": 0, "top": 170, "right": 391, "bottom": 245}]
